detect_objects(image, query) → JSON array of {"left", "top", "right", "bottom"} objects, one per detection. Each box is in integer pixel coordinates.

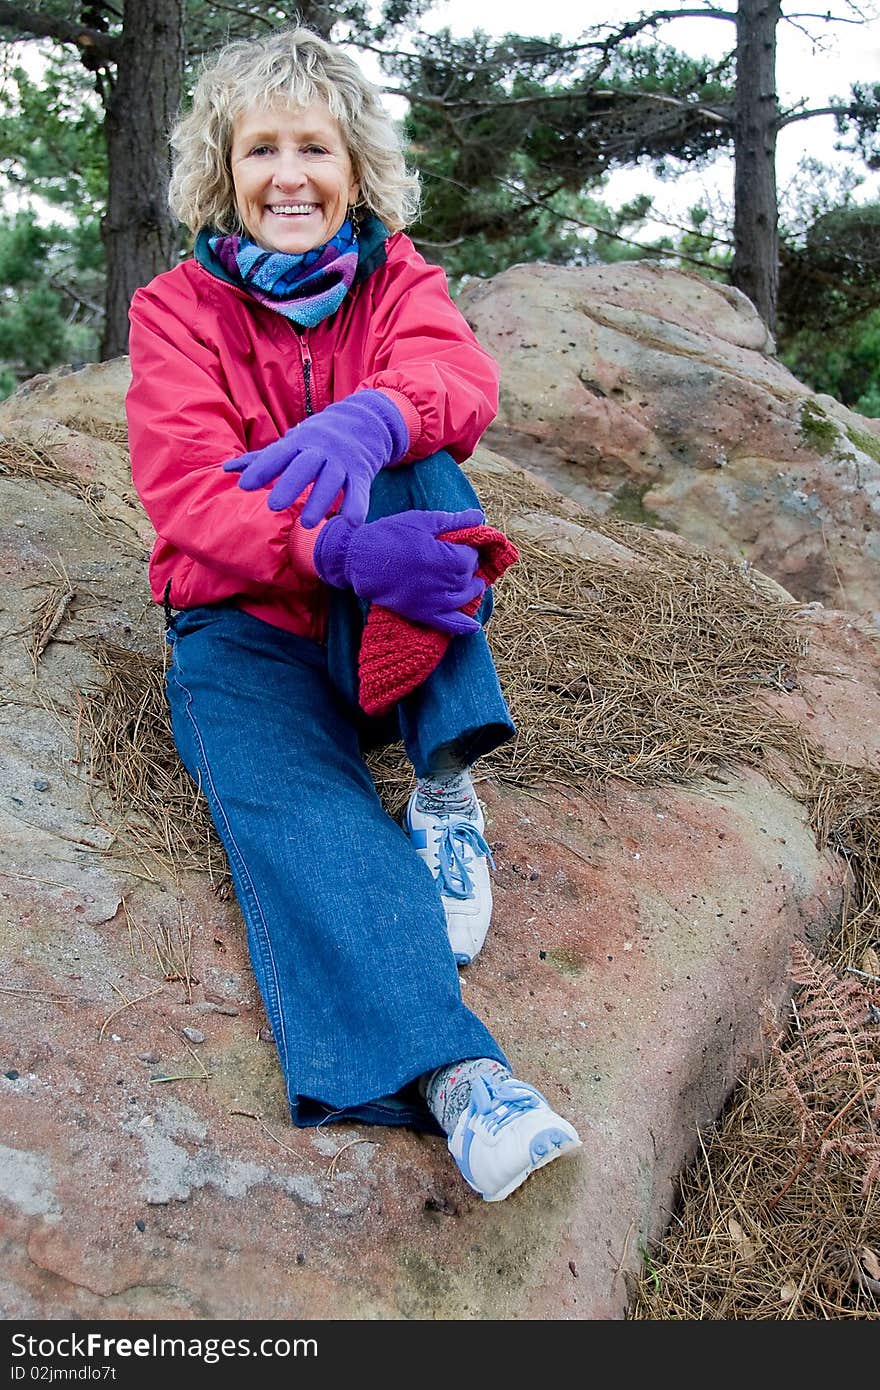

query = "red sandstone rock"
[
  {"left": 0, "top": 354, "right": 873, "bottom": 1320},
  {"left": 460, "top": 262, "right": 880, "bottom": 621}
]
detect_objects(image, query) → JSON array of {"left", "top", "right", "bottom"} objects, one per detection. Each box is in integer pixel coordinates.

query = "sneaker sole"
[{"left": 480, "top": 1132, "right": 583, "bottom": 1203}]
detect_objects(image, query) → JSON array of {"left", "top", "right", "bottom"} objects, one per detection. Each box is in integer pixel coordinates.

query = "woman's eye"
[
  {"left": 304, "top": 144, "right": 328, "bottom": 155},
  {"left": 250, "top": 144, "right": 273, "bottom": 156}
]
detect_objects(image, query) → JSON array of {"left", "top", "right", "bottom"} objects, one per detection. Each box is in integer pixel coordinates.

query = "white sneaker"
[
  {"left": 448, "top": 1073, "right": 582, "bottom": 1202},
  {"left": 403, "top": 790, "right": 494, "bottom": 965}
]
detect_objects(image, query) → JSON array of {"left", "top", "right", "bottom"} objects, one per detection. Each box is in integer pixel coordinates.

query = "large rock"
[
  {"left": 0, "top": 360, "right": 874, "bottom": 1319},
  {"left": 459, "top": 262, "right": 880, "bottom": 622}
]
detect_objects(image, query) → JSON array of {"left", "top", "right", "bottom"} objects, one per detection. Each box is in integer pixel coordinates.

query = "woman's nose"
[{"left": 272, "top": 153, "right": 307, "bottom": 189}]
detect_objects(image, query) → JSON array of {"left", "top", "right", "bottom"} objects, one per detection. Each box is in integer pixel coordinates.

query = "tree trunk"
[
  {"left": 100, "top": 0, "right": 184, "bottom": 359},
  {"left": 731, "top": 0, "right": 781, "bottom": 333}
]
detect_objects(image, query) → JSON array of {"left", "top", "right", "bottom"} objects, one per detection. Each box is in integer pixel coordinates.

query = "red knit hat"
[{"left": 358, "top": 524, "right": 519, "bottom": 717}]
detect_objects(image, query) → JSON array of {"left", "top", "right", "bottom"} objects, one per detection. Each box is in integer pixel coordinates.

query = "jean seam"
[{"left": 167, "top": 660, "right": 291, "bottom": 1088}]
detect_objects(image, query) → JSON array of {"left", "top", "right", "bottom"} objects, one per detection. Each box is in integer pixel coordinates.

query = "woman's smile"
[{"left": 230, "top": 99, "right": 360, "bottom": 254}]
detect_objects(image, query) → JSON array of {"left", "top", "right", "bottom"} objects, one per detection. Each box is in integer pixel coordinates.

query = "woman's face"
[{"left": 229, "top": 98, "right": 360, "bottom": 255}]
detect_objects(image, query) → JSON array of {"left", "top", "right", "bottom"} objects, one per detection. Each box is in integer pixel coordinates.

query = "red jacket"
[{"left": 126, "top": 225, "right": 500, "bottom": 642}]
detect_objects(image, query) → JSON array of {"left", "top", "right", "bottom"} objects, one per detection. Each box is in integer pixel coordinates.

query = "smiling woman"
[
  {"left": 167, "top": 29, "right": 418, "bottom": 238},
  {"left": 124, "top": 24, "right": 582, "bottom": 1206},
  {"left": 229, "top": 102, "right": 360, "bottom": 256}
]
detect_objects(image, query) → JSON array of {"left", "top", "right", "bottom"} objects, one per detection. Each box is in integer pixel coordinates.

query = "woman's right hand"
[{"left": 313, "top": 509, "right": 486, "bottom": 636}]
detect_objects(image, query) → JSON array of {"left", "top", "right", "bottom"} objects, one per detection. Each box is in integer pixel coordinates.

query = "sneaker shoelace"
[
  {"left": 475, "top": 1078, "right": 543, "bottom": 1135},
  {"left": 432, "top": 818, "right": 495, "bottom": 900}
]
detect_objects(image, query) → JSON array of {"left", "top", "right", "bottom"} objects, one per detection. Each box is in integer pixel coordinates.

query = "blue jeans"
[{"left": 164, "top": 452, "right": 515, "bottom": 1131}]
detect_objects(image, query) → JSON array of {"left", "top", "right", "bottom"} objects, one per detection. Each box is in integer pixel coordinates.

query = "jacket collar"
[{"left": 194, "top": 212, "right": 389, "bottom": 290}]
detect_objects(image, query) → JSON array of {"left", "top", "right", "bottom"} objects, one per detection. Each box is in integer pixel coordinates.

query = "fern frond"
[
  {"left": 767, "top": 1017, "right": 818, "bottom": 1140},
  {"left": 819, "top": 1133, "right": 880, "bottom": 1194},
  {"left": 809, "top": 1046, "right": 880, "bottom": 1089},
  {"left": 765, "top": 944, "right": 880, "bottom": 1210},
  {"left": 785, "top": 943, "right": 880, "bottom": 1114}
]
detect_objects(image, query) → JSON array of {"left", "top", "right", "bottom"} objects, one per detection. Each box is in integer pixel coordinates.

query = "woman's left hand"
[{"left": 222, "top": 389, "right": 409, "bottom": 527}]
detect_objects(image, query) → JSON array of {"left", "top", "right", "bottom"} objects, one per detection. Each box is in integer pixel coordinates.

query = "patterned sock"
[
  {"left": 419, "top": 1057, "right": 512, "bottom": 1136},
  {"left": 415, "top": 762, "right": 477, "bottom": 817}
]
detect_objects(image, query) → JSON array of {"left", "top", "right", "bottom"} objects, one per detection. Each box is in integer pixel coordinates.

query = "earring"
[{"left": 348, "top": 202, "right": 363, "bottom": 236}]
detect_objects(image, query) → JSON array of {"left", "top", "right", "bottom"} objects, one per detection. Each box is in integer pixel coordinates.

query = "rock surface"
[
  {"left": 0, "top": 346, "right": 876, "bottom": 1320},
  {"left": 459, "top": 261, "right": 880, "bottom": 622}
]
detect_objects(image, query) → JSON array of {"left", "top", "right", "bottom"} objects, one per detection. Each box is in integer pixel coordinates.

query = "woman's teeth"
[{"left": 269, "top": 204, "right": 317, "bottom": 216}]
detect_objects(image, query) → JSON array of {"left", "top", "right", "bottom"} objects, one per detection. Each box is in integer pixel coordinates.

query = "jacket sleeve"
[
  {"left": 126, "top": 281, "right": 319, "bottom": 584},
  {"left": 356, "top": 236, "right": 500, "bottom": 464}
]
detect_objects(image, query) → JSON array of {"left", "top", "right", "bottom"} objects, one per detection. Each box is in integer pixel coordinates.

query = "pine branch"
[
  {"left": 371, "top": 9, "right": 738, "bottom": 76},
  {"left": 0, "top": 3, "right": 118, "bottom": 60},
  {"left": 782, "top": 8, "right": 874, "bottom": 22},
  {"left": 593, "top": 8, "right": 738, "bottom": 38},
  {"left": 47, "top": 276, "right": 104, "bottom": 319},
  {"left": 778, "top": 103, "right": 880, "bottom": 129},
  {"left": 494, "top": 178, "right": 727, "bottom": 273},
  {"left": 191, "top": 0, "right": 277, "bottom": 32},
  {"left": 384, "top": 84, "right": 732, "bottom": 125}
]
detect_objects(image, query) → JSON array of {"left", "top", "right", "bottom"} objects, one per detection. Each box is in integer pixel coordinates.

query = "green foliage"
[
  {"left": 834, "top": 80, "right": 880, "bottom": 171},
  {"left": 392, "top": 25, "right": 735, "bottom": 277},
  {"left": 667, "top": 203, "right": 733, "bottom": 280},
  {"left": 0, "top": 209, "right": 50, "bottom": 284},
  {"left": 0, "top": 279, "right": 66, "bottom": 375},
  {"left": 776, "top": 195, "right": 880, "bottom": 418},
  {"left": 183, "top": 0, "right": 395, "bottom": 53},
  {"left": 781, "top": 307, "right": 880, "bottom": 419},
  {"left": 0, "top": 210, "right": 102, "bottom": 392},
  {"left": 779, "top": 201, "right": 880, "bottom": 333},
  {"left": 0, "top": 47, "right": 106, "bottom": 215},
  {"left": 0, "top": 43, "right": 105, "bottom": 391},
  {"left": 434, "top": 188, "right": 663, "bottom": 293}
]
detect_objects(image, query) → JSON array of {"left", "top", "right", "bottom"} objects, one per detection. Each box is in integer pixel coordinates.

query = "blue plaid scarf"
[{"left": 208, "top": 218, "right": 359, "bottom": 327}]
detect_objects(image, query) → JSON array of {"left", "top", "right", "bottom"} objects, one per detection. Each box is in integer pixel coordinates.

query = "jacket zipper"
[
  {"left": 298, "top": 332, "right": 314, "bottom": 416},
  {"left": 296, "top": 328, "right": 323, "bottom": 639}
]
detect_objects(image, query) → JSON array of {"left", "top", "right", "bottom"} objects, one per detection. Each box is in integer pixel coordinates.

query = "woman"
[{"left": 125, "top": 25, "right": 580, "bottom": 1203}]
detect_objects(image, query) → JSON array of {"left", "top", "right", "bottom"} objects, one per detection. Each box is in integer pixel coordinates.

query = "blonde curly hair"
[{"left": 168, "top": 26, "right": 420, "bottom": 236}]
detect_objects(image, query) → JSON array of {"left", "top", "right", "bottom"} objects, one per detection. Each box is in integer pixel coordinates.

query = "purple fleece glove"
[
  {"left": 314, "top": 509, "right": 487, "bottom": 637},
  {"left": 223, "top": 389, "right": 409, "bottom": 527}
]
